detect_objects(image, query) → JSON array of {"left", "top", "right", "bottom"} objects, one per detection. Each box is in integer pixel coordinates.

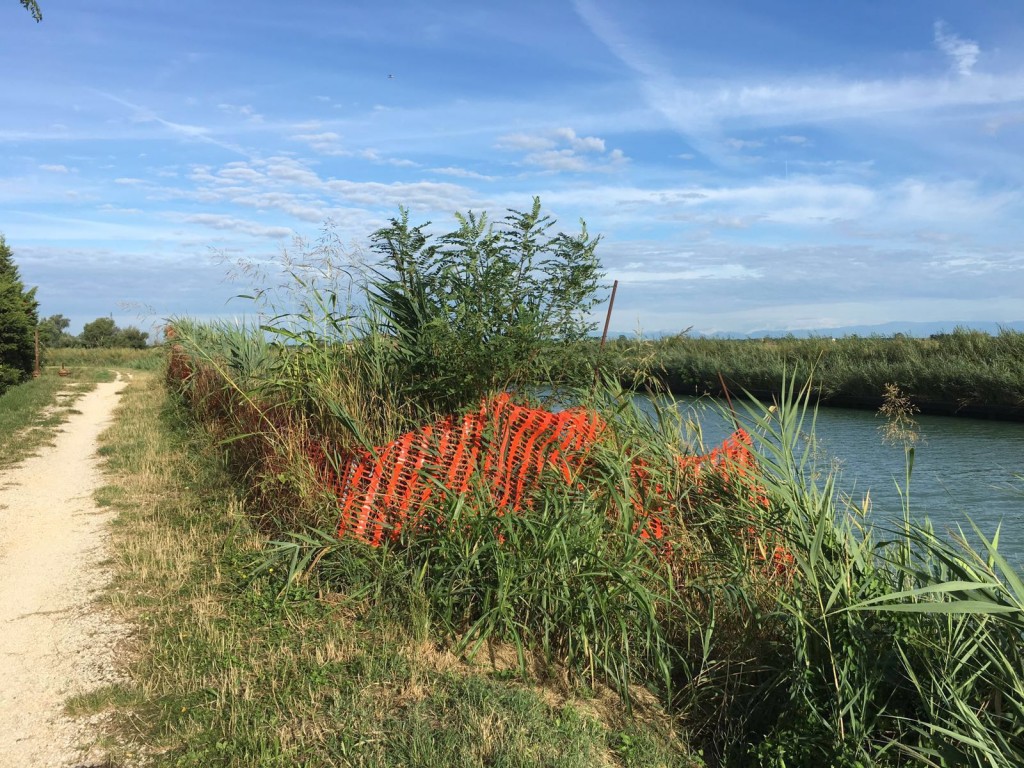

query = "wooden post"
[
  {"left": 599, "top": 279, "right": 619, "bottom": 349},
  {"left": 593, "top": 279, "right": 619, "bottom": 387}
]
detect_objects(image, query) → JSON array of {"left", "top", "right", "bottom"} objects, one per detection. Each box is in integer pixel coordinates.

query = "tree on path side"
[{"left": 0, "top": 235, "right": 40, "bottom": 394}]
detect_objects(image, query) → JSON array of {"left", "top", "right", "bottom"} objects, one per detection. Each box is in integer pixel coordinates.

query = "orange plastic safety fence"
[{"left": 308, "top": 393, "right": 606, "bottom": 546}]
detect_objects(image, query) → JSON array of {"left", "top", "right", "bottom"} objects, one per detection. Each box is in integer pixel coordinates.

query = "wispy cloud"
[
  {"left": 934, "top": 20, "right": 980, "bottom": 77},
  {"left": 217, "top": 103, "right": 265, "bottom": 123},
  {"left": 180, "top": 213, "right": 294, "bottom": 240},
  {"left": 98, "top": 91, "right": 250, "bottom": 156},
  {"left": 725, "top": 138, "right": 763, "bottom": 150},
  {"left": 430, "top": 166, "right": 496, "bottom": 181},
  {"left": 574, "top": 1, "right": 1022, "bottom": 139},
  {"left": 292, "top": 131, "right": 350, "bottom": 156}
]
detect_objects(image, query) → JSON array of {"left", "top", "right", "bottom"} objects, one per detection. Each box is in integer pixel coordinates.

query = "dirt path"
[{"left": 0, "top": 375, "right": 130, "bottom": 767}]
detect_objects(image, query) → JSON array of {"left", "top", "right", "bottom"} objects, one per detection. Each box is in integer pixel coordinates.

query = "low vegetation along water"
[
  {"left": 669, "top": 395, "right": 1024, "bottom": 559},
  {"left": 611, "top": 329, "right": 1024, "bottom": 419}
]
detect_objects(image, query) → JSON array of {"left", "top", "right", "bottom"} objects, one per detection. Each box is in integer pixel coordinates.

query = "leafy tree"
[
  {"left": 19, "top": 0, "right": 41, "bottom": 21},
  {"left": 367, "top": 197, "right": 604, "bottom": 412},
  {"left": 116, "top": 325, "right": 149, "bottom": 349},
  {"left": 37, "top": 313, "right": 72, "bottom": 348},
  {"left": 80, "top": 316, "right": 118, "bottom": 348},
  {"left": 0, "top": 235, "right": 40, "bottom": 393},
  {"left": 79, "top": 316, "right": 149, "bottom": 348}
]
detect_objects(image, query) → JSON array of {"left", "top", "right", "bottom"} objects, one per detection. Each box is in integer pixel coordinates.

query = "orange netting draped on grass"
[{"left": 305, "top": 393, "right": 605, "bottom": 546}]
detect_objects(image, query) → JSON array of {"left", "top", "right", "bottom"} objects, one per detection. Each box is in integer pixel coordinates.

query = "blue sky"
[{"left": 2, "top": 0, "right": 1023, "bottom": 336}]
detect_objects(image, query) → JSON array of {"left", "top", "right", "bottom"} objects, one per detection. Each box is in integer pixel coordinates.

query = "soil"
[{"left": 0, "top": 374, "right": 130, "bottom": 767}]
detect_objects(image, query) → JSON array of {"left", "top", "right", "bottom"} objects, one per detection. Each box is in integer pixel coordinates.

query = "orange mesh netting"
[{"left": 307, "top": 393, "right": 605, "bottom": 546}]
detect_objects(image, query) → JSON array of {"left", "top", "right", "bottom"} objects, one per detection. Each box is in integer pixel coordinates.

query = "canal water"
[{"left": 657, "top": 395, "right": 1024, "bottom": 560}]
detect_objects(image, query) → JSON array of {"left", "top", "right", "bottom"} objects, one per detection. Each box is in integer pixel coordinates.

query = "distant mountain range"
[
  {"left": 736, "top": 320, "right": 1024, "bottom": 339},
  {"left": 632, "top": 320, "right": 1024, "bottom": 340}
]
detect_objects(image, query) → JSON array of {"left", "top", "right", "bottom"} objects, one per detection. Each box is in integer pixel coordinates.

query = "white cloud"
[
  {"left": 554, "top": 127, "right": 606, "bottom": 153},
  {"left": 292, "top": 131, "right": 350, "bottom": 156},
  {"left": 616, "top": 264, "right": 761, "bottom": 283},
  {"left": 182, "top": 213, "right": 293, "bottom": 240},
  {"left": 230, "top": 192, "right": 326, "bottom": 223},
  {"left": 934, "top": 20, "right": 980, "bottom": 77},
  {"left": 39, "top": 164, "right": 70, "bottom": 173},
  {"left": 495, "top": 133, "right": 556, "bottom": 151},
  {"left": 984, "top": 112, "right": 1024, "bottom": 136},
  {"left": 498, "top": 127, "right": 628, "bottom": 173},
  {"left": 725, "top": 138, "right": 763, "bottom": 150},
  {"left": 359, "top": 148, "right": 419, "bottom": 167},
  {"left": 216, "top": 163, "right": 266, "bottom": 183},
  {"left": 263, "top": 157, "right": 323, "bottom": 187},
  {"left": 99, "top": 92, "right": 249, "bottom": 155},
  {"left": 217, "top": 103, "right": 265, "bottom": 123},
  {"left": 887, "top": 179, "right": 1018, "bottom": 225},
  {"left": 431, "top": 166, "right": 496, "bottom": 181},
  {"left": 97, "top": 204, "right": 144, "bottom": 215},
  {"left": 574, "top": 2, "right": 1020, "bottom": 140}
]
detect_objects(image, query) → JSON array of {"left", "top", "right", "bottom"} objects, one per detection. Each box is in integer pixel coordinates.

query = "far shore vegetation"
[{"left": 607, "top": 329, "right": 1024, "bottom": 420}]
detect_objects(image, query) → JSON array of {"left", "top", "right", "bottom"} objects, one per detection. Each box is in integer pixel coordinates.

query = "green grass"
[
  {"left": 0, "top": 370, "right": 99, "bottom": 468},
  {"left": 0, "top": 347, "right": 157, "bottom": 468},
  {"left": 45, "top": 345, "right": 164, "bottom": 371},
  {"left": 92, "top": 370, "right": 690, "bottom": 767}
]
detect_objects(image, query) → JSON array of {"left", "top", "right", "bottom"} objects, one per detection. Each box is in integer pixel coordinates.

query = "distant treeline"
[
  {"left": 39, "top": 314, "right": 150, "bottom": 350},
  {"left": 607, "top": 328, "right": 1024, "bottom": 420}
]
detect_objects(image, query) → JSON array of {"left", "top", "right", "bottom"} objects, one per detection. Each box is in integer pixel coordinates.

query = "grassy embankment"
[
  {"left": 609, "top": 329, "right": 1024, "bottom": 418},
  {"left": 98, "top": 317, "right": 1022, "bottom": 768},
  {"left": 77, "top": 358, "right": 686, "bottom": 766}
]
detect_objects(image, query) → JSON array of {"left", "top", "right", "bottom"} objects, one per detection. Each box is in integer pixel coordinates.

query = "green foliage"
[
  {"left": 80, "top": 317, "right": 118, "bottom": 347},
  {"left": 0, "top": 372, "right": 87, "bottom": 469},
  {"left": 79, "top": 316, "right": 150, "bottom": 348},
  {"left": 613, "top": 330, "right": 1024, "bottom": 415},
  {"left": 99, "top": 372, "right": 689, "bottom": 767},
  {"left": 0, "top": 235, "right": 39, "bottom": 394},
  {"left": 19, "top": 0, "right": 41, "bottom": 22},
  {"left": 368, "top": 197, "right": 604, "bottom": 413},
  {"left": 37, "top": 313, "right": 74, "bottom": 348},
  {"left": 50, "top": 345, "right": 163, "bottom": 370},
  {"left": 115, "top": 324, "right": 150, "bottom": 349}
]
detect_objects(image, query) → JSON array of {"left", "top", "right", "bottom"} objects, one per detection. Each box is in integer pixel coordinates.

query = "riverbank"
[
  {"left": 162, "top": 319, "right": 1024, "bottom": 766},
  {"left": 607, "top": 328, "right": 1024, "bottom": 420}
]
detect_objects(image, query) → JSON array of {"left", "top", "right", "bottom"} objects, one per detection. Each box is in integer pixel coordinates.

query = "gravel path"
[{"left": 0, "top": 375, "right": 130, "bottom": 767}]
